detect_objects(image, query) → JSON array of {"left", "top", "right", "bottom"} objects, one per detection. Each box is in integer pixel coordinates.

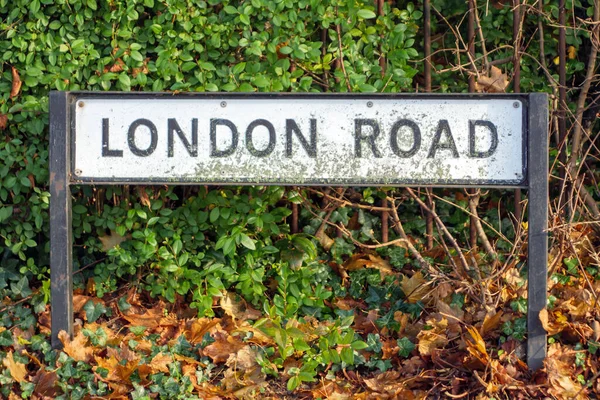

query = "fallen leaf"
[
  {"left": 32, "top": 369, "right": 58, "bottom": 397},
  {"left": 123, "top": 305, "right": 176, "bottom": 329},
  {"left": 184, "top": 318, "right": 221, "bottom": 345},
  {"left": 481, "top": 311, "right": 503, "bottom": 336},
  {"left": 436, "top": 300, "right": 464, "bottom": 322},
  {"left": 546, "top": 350, "right": 588, "bottom": 400},
  {"left": 417, "top": 317, "right": 448, "bottom": 356},
  {"left": 202, "top": 330, "right": 245, "bottom": 363},
  {"left": 220, "top": 292, "right": 262, "bottom": 322},
  {"left": 226, "top": 345, "right": 258, "bottom": 370},
  {"left": 316, "top": 230, "right": 334, "bottom": 251},
  {"left": 465, "top": 326, "right": 489, "bottom": 364},
  {"left": 475, "top": 66, "right": 509, "bottom": 93},
  {"left": 344, "top": 254, "right": 394, "bottom": 277},
  {"left": 58, "top": 330, "right": 93, "bottom": 362},
  {"left": 95, "top": 355, "right": 138, "bottom": 384},
  {"left": 539, "top": 308, "right": 568, "bottom": 335},
  {"left": 99, "top": 230, "right": 130, "bottom": 252},
  {"left": 0, "top": 114, "right": 7, "bottom": 130},
  {"left": 150, "top": 352, "right": 172, "bottom": 373},
  {"left": 400, "top": 272, "right": 429, "bottom": 303},
  {"left": 2, "top": 351, "right": 27, "bottom": 382},
  {"left": 10, "top": 67, "right": 22, "bottom": 98},
  {"left": 593, "top": 320, "right": 600, "bottom": 342},
  {"left": 137, "top": 186, "right": 151, "bottom": 208}
]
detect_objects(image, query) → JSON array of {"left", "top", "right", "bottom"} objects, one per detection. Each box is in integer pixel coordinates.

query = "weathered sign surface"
[{"left": 74, "top": 96, "right": 525, "bottom": 186}]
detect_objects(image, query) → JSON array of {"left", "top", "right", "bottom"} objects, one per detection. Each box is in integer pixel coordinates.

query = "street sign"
[
  {"left": 73, "top": 96, "right": 525, "bottom": 186},
  {"left": 49, "top": 92, "right": 548, "bottom": 369}
]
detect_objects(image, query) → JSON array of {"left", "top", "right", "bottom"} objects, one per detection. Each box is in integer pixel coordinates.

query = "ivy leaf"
[
  {"left": 11, "top": 276, "right": 32, "bottom": 298},
  {"left": 357, "top": 9, "right": 376, "bottom": 19},
  {"left": 397, "top": 337, "right": 415, "bottom": 357},
  {"left": 83, "top": 300, "right": 107, "bottom": 323}
]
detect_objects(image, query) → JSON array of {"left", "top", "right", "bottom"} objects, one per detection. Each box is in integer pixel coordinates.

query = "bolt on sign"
[{"left": 49, "top": 92, "right": 548, "bottom": 369}]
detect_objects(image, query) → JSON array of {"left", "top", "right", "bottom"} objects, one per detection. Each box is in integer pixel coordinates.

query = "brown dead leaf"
[
  {"left": 2, "top": 351, "right": 27, "bottom": 382},
  {"left": 233, "top": 321, "right": 275, "bottom": 347},
  {"left": 150, "top": 352, "right": 172, "bottom": 373},
  {"left": 137, "top": 186, "right": 151, "bottom": 208},
  {"left": 123, "top": 305, "right": 177, "bottom": 329},
  {"left": 58, "top": 330, "right": 93, "bottom": 362},
  {"left": 481, "top": 311, "right": 503, "bottom": 336},
  {"left": 107, "top": 58, "right": 125, "bottom": 73},
  {"left": 99, "top": 230, "right": 130, "bottom": 252},
  {"left": 344, "top": 253, "right": 394, "bottom": 278},
  {"left": 593, "top": 320, "right": 600, "bottom": 342},
  {"left": 400, "top": 272, "right": 429, "bottom": 303},
  {"left": 220, "top": 292, "right": 262, "bottom": 322},
  {"left": 94, "top": 356, "right": 138, "bottom": 391},
  {"left": 417, "top": 317, "right": 448, "bottom": 356},
  {"left": 540, "top": 308, "right": 568, "bottom": 336},
  {"left": 436, "top": 300, "right": 464, "bottom": 322},
  {"left": 312, "top": 382, "right": 353, "bottom": 400},
  {"left": 393, "top": 311, "right": 409, "bottom": 335},
  {"left": 465, "top": 326, "right": 489, "bottom": 364},
  {"left": 546, "top": 350, "right": 588, "bottom": 400},
  {"left": 10, "top": 67, "right": 22, "bottom": 99},
  {"left": 202, "top": 330, "right": 245, "bottom": 363},
  {"left": 316, "top": 230, "right": 335, "bottom": 251},
  {"left": 0, "top": 114, "right": 7, "bottom": 130},
  {"left": 363, "top": 370, "right": 400, "bottom": 392},
  {"left": 32, "top": 369, "right": 59, "bottom": 397},
  {"left": 363, "top": 371, "right": 416, "bottom": 399},
  {"left": 475, "top": 66, "right": 509, "bottom": 93},
  {"left": 226, "top": 345, "right": 258, "bottom": 370},
  {"left": 184, "top": 318, "right": 221, "bottom": 345}
]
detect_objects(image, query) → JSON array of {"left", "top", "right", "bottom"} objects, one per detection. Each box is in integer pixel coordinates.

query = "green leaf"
[
  {"left": 397, "top": 337, "right": 415, "bottom": 357},
  {"left": 119, "top": 74, "right": 131, "bottom": 90},
  {"left": 172, "top": 239, "right": 182, "bottom": 255},
  {"left": 73, "top": 205, "right": 87, "bottom": 214},
  {"left": 210, "top": 207, "right": 220, "bottom": 223},
  {"left": 252, "top": 75, "right": 270, "bottom": 88},
  {"left": 279, "top": 46, "right": 293, "bottom": 55},
  {"left": 287, "top": 376, "right": 300, "bottom": 391},
  {"left": 11, "top": 276, "right": 32, "bottom": 297},
  {"left": 239, "top": 234, "right": 256, "bottom": 250},
  {"left": 358, "top": 83, "right": 377, "bottom": 93},
  {"left": 71, "top": 39, "right": 85, "bottom": 53},
  {"left": 232, "top": 62, "right": 246, "bottom": 74},
  {"left": 130, "top": 50, "right": 143, "bottom": 62},
  {"left": 351, "top": 340, "right": 369, "bottom": 350},
  {"left": 239, "top": 13, "right": 250, "bottom": 25},
  {"left": 357, "top": 9, "right": 376, "bottom": 19},
  {"left": 83, "top": 300, "right": 107, "bottom": 323},
  {"left": 341, "top": 346, "right": 354, "bottom": 364},
  {"left": 224, "top": 5, "right": 238, "bottom": 14}
]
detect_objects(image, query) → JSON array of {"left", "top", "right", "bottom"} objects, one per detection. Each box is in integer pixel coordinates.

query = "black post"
[
  {"left": 527, "top": 93, "right": 548, "bottom": 370},
  {"left": 49, "top": 91, "right": 73, "bottom": 349}
]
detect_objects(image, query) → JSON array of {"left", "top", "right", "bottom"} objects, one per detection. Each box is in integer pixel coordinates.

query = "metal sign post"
[{"left": 49, "top": 91, "right": 548, "bottom": 369}]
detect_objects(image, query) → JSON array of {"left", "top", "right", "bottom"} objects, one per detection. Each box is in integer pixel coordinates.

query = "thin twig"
[{"left": 335, "top": 20, "right": 352, "bottom": 91}]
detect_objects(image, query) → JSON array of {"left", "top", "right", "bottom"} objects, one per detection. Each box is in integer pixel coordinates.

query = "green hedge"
[{"left": 0, "top": 0, "right": 421, "bottom": 307}]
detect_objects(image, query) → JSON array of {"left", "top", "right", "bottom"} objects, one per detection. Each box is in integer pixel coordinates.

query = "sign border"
[
  {"left": 68, "top": 92, "right": 529, "bottom": 187},
  {"left": 49, "top": 91, "right": 547, "bottom": 370}
]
